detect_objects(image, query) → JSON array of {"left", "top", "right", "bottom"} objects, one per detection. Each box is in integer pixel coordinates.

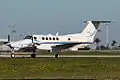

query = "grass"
[{"left": 0, "top": 57, "right": 120, "bottom": 79}]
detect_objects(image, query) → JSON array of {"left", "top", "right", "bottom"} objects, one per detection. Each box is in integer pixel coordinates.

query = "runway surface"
[{"left": 1, "top": 54, "right": 120, "bottom": 58}]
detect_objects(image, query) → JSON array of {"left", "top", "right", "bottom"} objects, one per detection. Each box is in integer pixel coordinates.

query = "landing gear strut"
[
  {"left": 53, "top": 49, "right": 60, "bottom": 59},
  {"left": 11, "top": 48, "right": 15, "bottom": 58}
]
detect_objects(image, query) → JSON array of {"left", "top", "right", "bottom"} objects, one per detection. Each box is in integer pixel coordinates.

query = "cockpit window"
[{"left": 24, "top": 35, "right": 32, "bottom": 39}]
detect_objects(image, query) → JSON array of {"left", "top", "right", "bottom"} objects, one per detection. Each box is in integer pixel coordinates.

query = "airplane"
[
  {"left": 6, "top": 20, "right": 110, "bottom": 58},
  {"left": 32, "top": 20, "right": 111, "bottom": 58}
]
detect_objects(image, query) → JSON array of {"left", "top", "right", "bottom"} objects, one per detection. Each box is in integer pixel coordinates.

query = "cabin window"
[
  {"left": 56, "top": 37, "right": 59, "bottom": 40},
  {"left": 46, "top": 37, "right": 48, "bottom": 40},
  {"left": 53, "top": 37, "right": 55, "bottom": 40},
  {"left": 34, "top": 37, "right": 37, "bottom": 40},
  {"left": 49, "top": 37, "right": 52, "bottom": 40},
  {"left": 42, "top": 37, "right": 45, "bottom": 40},
  {"left": 68, "top": 38, "right": 71, "bottom": 40}
]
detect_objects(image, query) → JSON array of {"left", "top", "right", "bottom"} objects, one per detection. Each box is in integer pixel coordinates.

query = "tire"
[
  {"left": 31, "top": 54, "right": 36, "bottom": 58},
  {"left": 55, "top": 54, "right": 59, "bottom": 58},
  {"left": 11, "top": 53, "right": 15, "bottom": 58}
]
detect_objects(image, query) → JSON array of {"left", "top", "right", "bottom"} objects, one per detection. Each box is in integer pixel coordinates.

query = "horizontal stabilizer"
[
  {"left": 83, "top": 20, "right": 111, "bottom": 29},
  {"left": 84, "top": 20, "right": 111, "bottom": 23}
]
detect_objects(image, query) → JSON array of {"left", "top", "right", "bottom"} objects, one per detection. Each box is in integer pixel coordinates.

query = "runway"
[{"left": 1, "top": 54, "right": 120, "bottom": 58}]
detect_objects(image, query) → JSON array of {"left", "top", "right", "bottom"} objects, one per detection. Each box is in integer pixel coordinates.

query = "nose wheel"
[{"left": 11, "top": 53, "right": 15, "bottom": 58}]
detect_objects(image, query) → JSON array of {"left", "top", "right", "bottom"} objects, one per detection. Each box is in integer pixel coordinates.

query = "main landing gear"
[
  {"left": 31, "top": 53, "right": 36, "bottom": 58},
  {"left": 55, "top": 53, "right": 59, "bottom": 59},
  {"left": 31, "top": 44, "right": 37, "bottom": 58},
  {"left": 55, "top": 54, "right": 59, "bottom": 58},
  {"left": 53, "top": 49, "right": 60, "bottom": 59}
]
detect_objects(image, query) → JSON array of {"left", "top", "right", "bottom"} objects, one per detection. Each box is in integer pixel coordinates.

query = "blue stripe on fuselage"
[{"left": 33, "top": 40, "right": 93, "bottom": 44}]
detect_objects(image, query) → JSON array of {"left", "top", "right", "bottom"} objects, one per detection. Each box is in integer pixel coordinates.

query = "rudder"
[{"left": 82, "top": 20, "right": 111, "bottom": 42}]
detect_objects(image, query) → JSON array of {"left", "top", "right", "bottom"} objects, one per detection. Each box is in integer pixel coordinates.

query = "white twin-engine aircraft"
[{"left": 7, "top": 20, "right": 110, "bottom": 58}]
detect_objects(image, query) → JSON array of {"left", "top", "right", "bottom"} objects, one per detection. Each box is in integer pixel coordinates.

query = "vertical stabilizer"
[{"left": 82, "top": 21, "right": 111, "bottom": 42}]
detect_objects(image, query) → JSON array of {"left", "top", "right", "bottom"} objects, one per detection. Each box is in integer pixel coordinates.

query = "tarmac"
[
  {"left": 0, "top": 50, "right": 120, "bottom": 58},
  {"left": 1, "top": 54, "right": 120, "bottom": 58}
]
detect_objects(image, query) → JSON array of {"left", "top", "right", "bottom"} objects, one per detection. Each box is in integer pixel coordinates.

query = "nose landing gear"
[{"left": 11, "top": 53, "right": 15, "bottom": 58}]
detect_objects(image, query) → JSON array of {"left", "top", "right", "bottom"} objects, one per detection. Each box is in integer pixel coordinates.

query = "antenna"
[{"left": 56, "top": 32, "right": 59, "bottom": 36}]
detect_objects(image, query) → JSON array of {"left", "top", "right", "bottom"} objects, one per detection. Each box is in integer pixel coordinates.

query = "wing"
[
  {"left": 51, "top": 42, "right": 93, "bottom": 52},
  {"left": 51, "top": 42, "right": 80, "bottom": 52}
]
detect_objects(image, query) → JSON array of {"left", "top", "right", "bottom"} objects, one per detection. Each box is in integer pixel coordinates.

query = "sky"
[{"left": 0, "top": 0, "right": 120, "bottom": 45}]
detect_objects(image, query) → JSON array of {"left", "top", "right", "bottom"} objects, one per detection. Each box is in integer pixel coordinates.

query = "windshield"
[{"left": 24, "top": 35, "right": 32, "bottom": 39}]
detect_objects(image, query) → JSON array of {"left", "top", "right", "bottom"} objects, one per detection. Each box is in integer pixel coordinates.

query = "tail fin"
[{"left": 82, "top": 21, "right": 111, "bottom": 42}]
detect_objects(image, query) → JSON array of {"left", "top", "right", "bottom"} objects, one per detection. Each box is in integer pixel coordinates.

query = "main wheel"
[
  {"left": 55, "top": 54, "right": 59, "bottom": 58},
  {"left": 31, "top": 54, "right": 36, "bottom": 58},
  {"left": 11, "top": 53, "right": 15, "bottom": 58}
]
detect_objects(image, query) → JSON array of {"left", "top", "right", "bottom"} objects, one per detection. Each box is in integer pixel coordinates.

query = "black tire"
[
  {"left": 31, "top": 54, "right": 36, "bottom": 58},
  {"left": 11, "top": 53, "right": 15, "bottom": 58},
  {"left": 55, "top": 54, "right": 59, "bottom": 58}
]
